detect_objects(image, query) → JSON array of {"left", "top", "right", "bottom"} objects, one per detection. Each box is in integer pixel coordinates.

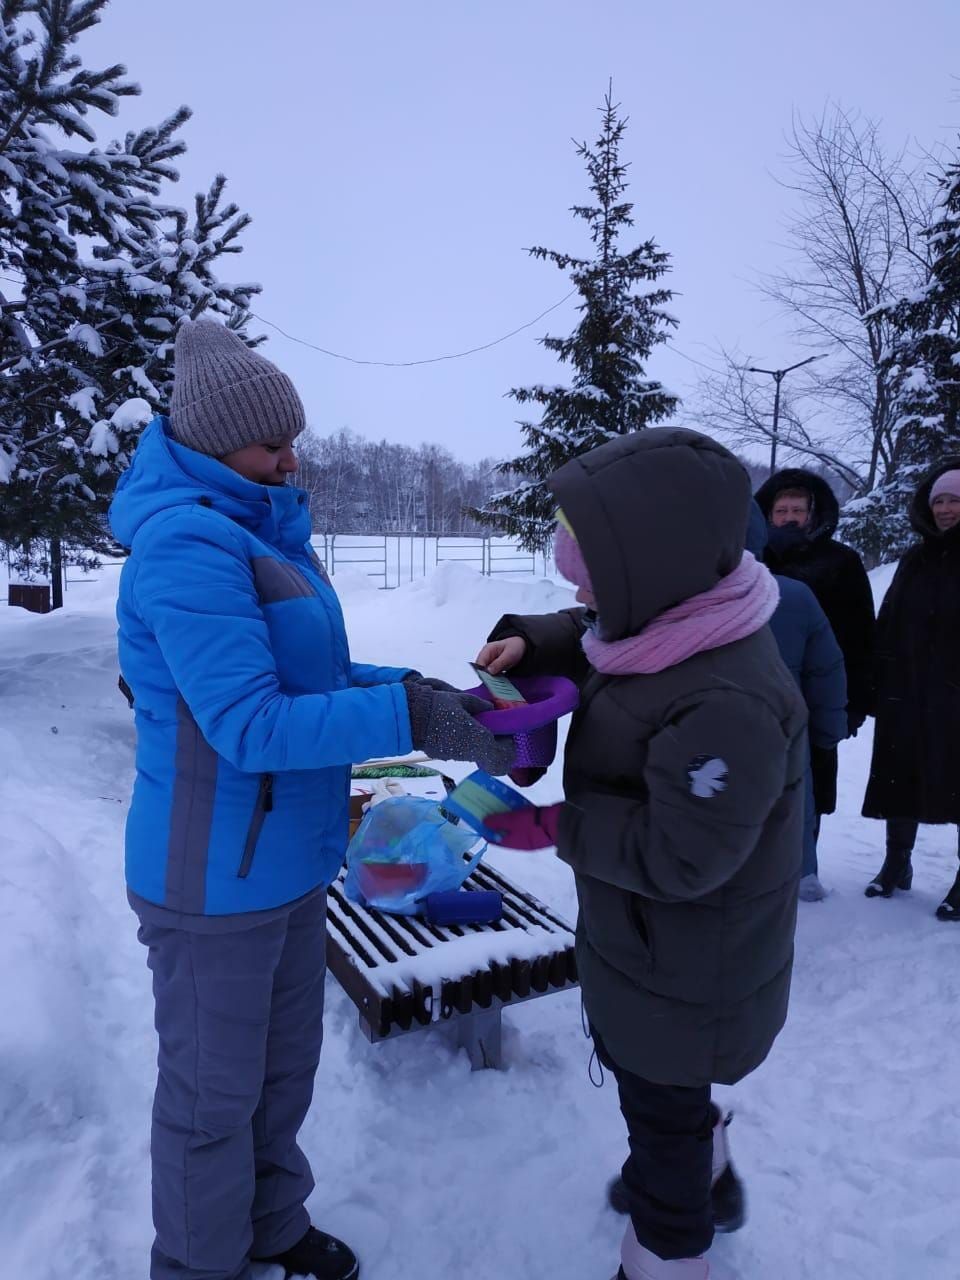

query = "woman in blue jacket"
[
  {"left": 746, "top": 503, "right": 847, "bottom": 900},
  {"left": 110, "top": 319, "right": 512, "bottom": 1280}
]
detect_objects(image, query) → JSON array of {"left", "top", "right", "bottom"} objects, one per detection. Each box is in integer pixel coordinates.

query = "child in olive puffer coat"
[{"left": 477, "top": 429, "right": 807, "bottom": 1280}]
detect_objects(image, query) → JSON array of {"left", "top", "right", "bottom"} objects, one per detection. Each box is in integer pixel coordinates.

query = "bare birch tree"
[
  {"left": 755, "top": 106, "right": 932, "bottom": 489},
  {"left": 694, "top": 347, "right": 864, "bottom": 490}
]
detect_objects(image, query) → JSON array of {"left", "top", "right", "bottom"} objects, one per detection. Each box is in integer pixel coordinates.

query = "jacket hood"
[
  {"left": 745, "top": 500, "right": 769, "bottom": 558},
  {"left": 548, "top": 427, "right": 751, "bottom": 641},
  {"left": 910, "top": 455, "right": 960, "bottom": 541},
  {"left": 754, "top": 467, "right": 840, "bottom": 542},
  {"left": 109, "top": 416, "right": 311, "bottom": 552}
]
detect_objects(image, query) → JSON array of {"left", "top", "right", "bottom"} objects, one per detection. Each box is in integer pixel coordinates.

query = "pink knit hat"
[
  {"left": 553, "top": 514, "right": 592, "bottom": 590},
  {"left": 930, "top": 470, "right": 960, "bottom": 505}
]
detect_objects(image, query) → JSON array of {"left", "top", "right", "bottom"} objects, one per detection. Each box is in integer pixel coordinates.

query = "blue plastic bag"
[{"left": 343, "top": 795, "right": 486, "bottom": 916}]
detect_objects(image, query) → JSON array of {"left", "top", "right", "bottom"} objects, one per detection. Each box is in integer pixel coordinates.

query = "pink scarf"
[
  {"left": 553, "top": 523, "right": 779, "bottom": 675},
  {"left": 583, "top": 552, "right": 779, "bottom": 674}
]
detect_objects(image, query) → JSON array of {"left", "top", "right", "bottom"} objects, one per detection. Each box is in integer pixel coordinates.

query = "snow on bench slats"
[{"left": 362, "top": 925, "right": 566, "bottom": 998}]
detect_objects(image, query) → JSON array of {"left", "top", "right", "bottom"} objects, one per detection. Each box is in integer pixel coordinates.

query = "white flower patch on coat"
[{"left": 687, "top": 755, "right": 729, "bottom": 799}]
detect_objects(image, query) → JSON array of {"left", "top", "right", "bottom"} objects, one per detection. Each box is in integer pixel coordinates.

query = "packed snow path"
[{"left": 1, "top": 564, "right": 957, "bottom": 1280}]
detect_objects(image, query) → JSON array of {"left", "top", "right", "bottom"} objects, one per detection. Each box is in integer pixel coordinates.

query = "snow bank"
[
  {"left": 409, "top": 558, "right": 572, "bottom": 614},
  {"left": 0, "top": 605, "right": 154, "bottom": 1277}
]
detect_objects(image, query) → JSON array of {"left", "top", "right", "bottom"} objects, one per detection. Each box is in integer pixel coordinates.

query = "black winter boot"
[
  {"left": 935, "top": 867, "right": 960, "bottom": 921},
  {"left": 865, "top": 853, "right": 913, "bottom": 898},
  {"left": 607, "top": 1110, "right": 745, "bottom": 1235},
  {"left": 865, "top": 821, "right": 915, "bottom": 898},
  {"left": 706, "top": 1107, "right": 744, "bottom": 1233},
  {"left": 254, "top": 1227, "right": 359, "bottom": 1280},
  {"left": 608, "top": 1175, "right": 630, "bottom": 1216}
]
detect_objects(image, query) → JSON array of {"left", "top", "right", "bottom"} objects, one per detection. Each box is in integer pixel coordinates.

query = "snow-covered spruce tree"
[
  {"left": 840, "top": 147, "right": 960, "bottom": 563},
  {"left": 44, "top": 175, "right": 259, "bottom": 550},
  {"left": 0, "top": 0, "right": 258, "bottom": 588},
  {"left": 0, "top": 0, "right": 167, "bottom": 570},
  {"left": 472, "top": 89, "right": 678, "bottom": 552}
]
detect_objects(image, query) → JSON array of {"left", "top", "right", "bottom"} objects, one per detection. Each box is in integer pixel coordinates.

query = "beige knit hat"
[{"left": 169, "top": 319, "right": 306, "bottom": 456}]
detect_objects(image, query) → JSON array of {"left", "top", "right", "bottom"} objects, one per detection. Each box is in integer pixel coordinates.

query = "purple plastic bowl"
[{"left": 464, "top": 675, "right": 580, "bottom": 769}]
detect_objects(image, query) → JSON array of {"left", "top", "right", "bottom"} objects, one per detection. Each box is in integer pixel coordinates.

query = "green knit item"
[{"left": 350, "top": 765, "right": 441, "bottom": 780}]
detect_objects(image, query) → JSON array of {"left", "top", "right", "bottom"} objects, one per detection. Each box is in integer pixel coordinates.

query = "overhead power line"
[
  {"left": 666, "top": 344, "right": 726, "bottom": 374},
  {"left": 2, "top": 273, "right": 739, "bottom": 380},
  {"left": 254, "top": 305, "right": 739, "bottom": 379},
  {"left": 249, "top": 292, "right": 578, "bottom": 367}
]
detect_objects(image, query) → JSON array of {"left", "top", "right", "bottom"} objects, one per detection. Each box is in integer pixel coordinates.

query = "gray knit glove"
[
  {"left": 402, "top": 682, "right": 516, "bottom": 775},
  {"left": 402, "top": 672, "right": 461, "bottom": 694}
]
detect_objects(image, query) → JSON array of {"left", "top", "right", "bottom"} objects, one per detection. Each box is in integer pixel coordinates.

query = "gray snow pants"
[{"left": 136, "top": 892, "right": 327, "bottom": 1280}]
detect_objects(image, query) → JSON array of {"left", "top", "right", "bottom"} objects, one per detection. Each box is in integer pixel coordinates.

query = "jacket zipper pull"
[{"left": 263, "top": 774, "right": 274, "bottom": 813}]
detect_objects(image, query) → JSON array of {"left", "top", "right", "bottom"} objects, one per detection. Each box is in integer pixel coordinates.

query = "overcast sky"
[{"left": 84, "top": 1, "right": 959, "bottom": 462}]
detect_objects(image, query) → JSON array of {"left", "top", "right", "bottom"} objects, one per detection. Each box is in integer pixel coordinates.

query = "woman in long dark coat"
[{"left": 862, "top": 459, "right": 960, "bottom": 921}]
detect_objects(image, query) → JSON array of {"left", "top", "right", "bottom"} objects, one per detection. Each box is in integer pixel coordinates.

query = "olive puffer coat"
[{"left": 490, "top": 429, "right": 807, "bottom": 1086}]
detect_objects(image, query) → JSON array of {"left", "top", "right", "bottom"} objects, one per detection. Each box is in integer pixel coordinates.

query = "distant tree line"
[{"left": 295, "top": 428, "right": 507, "bottom": 535}]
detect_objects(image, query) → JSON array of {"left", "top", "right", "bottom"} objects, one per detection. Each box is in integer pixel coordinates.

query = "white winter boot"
[
  {"left": 616, "top": 1222, "right": 709, "bottom": 1280},
  {"left": 710, "top": 1109, "right": 745, "bottom": 1233},
  {"left": 798, "top": 872, "right": 828, "bottom": 901}
]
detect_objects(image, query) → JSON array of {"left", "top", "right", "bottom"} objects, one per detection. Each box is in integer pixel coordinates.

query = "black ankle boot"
[
  {"left": 255, "top": 1227, "right": 359, "bottom": 1280},
  {"left": 865, "top": 850, "right": 913, "bottom": 898},
  {"left": 935, "top": 867, "right": 960, "bottom": 921}
]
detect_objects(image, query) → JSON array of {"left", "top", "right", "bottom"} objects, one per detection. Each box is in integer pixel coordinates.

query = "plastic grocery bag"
[{"left": 343, "top": 795, "right": 485, "bottom": 916}]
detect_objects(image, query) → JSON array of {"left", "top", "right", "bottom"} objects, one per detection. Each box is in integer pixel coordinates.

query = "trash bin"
[{"left": 8, "top": 584, "right": 51, "bottom": 614}]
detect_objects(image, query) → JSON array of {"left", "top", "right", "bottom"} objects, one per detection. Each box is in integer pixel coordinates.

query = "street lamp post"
[{"left": 746, "top": 354, "right": 826, "bottom": 476}]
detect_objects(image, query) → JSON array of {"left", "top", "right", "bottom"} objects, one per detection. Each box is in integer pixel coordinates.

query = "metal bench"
[{"left": 326, "top": 858, "right": 578, "bottom": 1070}]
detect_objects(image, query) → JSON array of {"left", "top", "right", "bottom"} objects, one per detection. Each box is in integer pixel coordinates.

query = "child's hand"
[
  {"left": 486, "top": 803, "right": 562, "bottom": 850},
  {"left": 475, "top": 636, "right": 526, "bottom": 674}
]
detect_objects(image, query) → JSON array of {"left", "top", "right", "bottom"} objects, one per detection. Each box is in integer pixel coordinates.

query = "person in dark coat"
[
  {"left": 754, "top": 468, "right": 875, "bottom": 849},
  {"left": 745, "top": 503, "right": 848, "bottom": 900},
  {"left": 475, "top": 429, "right": 807, "bottom": 1280},
  {"left": 862, "top": 460, "right": 960, "bottom": 921}
]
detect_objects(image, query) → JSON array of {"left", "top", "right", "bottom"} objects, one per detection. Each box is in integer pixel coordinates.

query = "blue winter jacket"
[
  {"left": 747, "top": 503, "right": 847, "bottom": 750},
  {"left": 109, "top": 417, "right": 414, "bottom": 915}
]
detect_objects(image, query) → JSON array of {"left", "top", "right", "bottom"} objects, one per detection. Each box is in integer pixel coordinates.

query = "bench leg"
[{"left": 456, "top": 1005, "right": 503, "bottom": 1070}]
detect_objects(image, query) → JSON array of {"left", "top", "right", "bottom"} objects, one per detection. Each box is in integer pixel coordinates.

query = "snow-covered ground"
[{"left": 1, "top": 561, "right": 958, "bottom": 1280}]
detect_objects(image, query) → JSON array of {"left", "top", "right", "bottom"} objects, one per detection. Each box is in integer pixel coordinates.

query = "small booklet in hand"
[
  {"left": 469, "top": 662, "right": 528, "bottom": 710},
  {"left": 443, "top": 769, "right": 533, "bottom": 842}
]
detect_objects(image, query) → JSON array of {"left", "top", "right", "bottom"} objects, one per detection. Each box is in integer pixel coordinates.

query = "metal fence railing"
[
  {"left": 5, "top": 533, "right": 551, "bottom": 602},
  {"left": 3, "top": 543, "right": 127, "bottom": 605},
  {"left": 436, "top": 536, "right": 486, "bottom": 574},
  {"left": 326, "top": 534, "right": 389, "bottom": 587},
  {"left": 486, "top": 541, "right": 536, "bottom": 577},
  {"left": 314, "top": 533, "right": 549, "bottom": 589}
]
